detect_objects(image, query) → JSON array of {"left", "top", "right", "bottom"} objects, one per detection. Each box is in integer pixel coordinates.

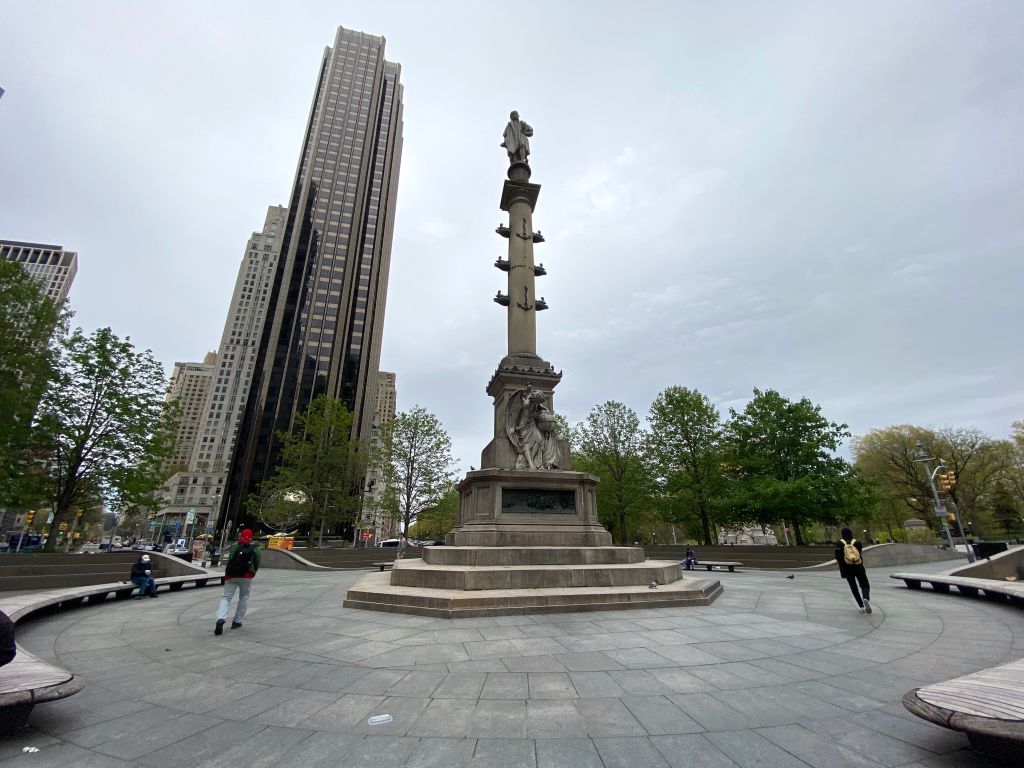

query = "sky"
[{"left": 2, "top": 1, "right": 1022, "bottom": 471}]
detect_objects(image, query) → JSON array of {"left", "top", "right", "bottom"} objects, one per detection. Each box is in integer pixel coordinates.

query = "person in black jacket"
[
  {"left": 130, "top": 554, "right": 158, "bottom": 598},
  {"left": 835, "top": 527, "right": 871, "bottom": 614},
  {"left": 0, "top": 609, "right": 16, "bottom": 667},
  {"left": 683, "top": 546, "right": 698, "bottom": 570}
]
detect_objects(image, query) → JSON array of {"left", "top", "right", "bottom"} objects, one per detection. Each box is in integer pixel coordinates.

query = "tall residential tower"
[
  {"left": 224, "top": 26, "right": 403, "bottom": 527},
  {"left": 1, "top": 240, "right": 77, "bottom": 304},
  {"left": 155, "top": 206, "right": 287, "bottom": 535}
]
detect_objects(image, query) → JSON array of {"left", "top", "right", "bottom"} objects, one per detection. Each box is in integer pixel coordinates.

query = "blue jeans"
[
  {"left": 217, "top": 578, "right": 253, "bottom": 623},
  {"left": 132, "top": 576, "right": 156, "bottom": 596}
]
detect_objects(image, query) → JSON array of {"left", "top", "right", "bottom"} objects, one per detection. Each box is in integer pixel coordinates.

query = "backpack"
[
  {"left": 225, "top": 544, "right": 256, "bottom": 577},
  {"left": 841, "top": 539, "right": 862, "bottom": 566}
]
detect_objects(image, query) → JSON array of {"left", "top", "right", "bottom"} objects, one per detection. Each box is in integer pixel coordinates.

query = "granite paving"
[{"left": 3, "top": 559, "right": 1022, "bottom": 767}]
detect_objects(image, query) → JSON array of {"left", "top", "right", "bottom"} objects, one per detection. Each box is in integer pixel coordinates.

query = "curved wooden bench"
[
  {"left": 903, "top": 658, "right": 1024, "bottom": 761},
  {"left": 890, "top": 572, "right": 1024, "bottom": 606},
  {"left": 0, "top": 572, "right": 224, "bottom": 728},
  {"left": 0, "top": 645, "right": 84, "bottom": 730}
]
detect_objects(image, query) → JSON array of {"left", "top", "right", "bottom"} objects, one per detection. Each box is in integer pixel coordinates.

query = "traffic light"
[
  {"left": 25, "top": 510, "right": 35, "bottom": 525},
  {"left": 939, "top": 471, "right": 957, "bottom": 493}
]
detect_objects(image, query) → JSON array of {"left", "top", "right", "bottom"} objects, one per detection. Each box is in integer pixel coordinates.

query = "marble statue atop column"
[{"left": 501, "top": 111, "right": 533, "bottom": 165}]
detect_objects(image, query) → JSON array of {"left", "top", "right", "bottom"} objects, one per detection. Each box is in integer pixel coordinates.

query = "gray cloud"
[{"left": 2, "top": 1, "right": 1021, "bottom": 469}]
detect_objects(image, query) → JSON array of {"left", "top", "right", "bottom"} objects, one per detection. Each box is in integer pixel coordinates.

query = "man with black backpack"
[
  {"left": 835, "top": 526, "right": 872, "bottom": 614},
  {"left": 215, "top": 528, "right": 260, "bottom": 635}
]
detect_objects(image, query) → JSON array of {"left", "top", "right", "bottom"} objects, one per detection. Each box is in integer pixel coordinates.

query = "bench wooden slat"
[
  {"left": 0, "top": 662, "right": 72, "bottom": 695},
  {"left": 904, "top": 658, "right": 1024, "bottom": 760}
]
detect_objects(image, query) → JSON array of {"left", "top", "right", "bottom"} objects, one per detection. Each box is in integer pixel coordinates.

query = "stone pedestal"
[{"left": 446, "top": 469, "right": 609, "bottom": 547}]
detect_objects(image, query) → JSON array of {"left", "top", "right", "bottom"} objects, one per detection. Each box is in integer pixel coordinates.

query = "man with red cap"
[{"left": 215, "top": 528, "right": 260, "bottom": 635}]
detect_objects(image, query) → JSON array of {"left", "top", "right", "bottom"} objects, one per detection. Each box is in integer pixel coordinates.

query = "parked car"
[
  {"left": 132, "top": 540, "right": 153, "bottom": 551},
  {"left": 163, "top": 546, "right": 193, "bottom": 562},
  {"left": 376, "top": 539, "right": 400, "bottom": 548}
]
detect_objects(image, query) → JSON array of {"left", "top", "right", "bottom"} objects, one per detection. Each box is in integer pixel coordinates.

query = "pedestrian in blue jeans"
[
  {"left": 130, "top": 554, "right": 158, "bottom": 598},
  {"left": 215, "top": 528, "right": 260, "bottom": 635}
]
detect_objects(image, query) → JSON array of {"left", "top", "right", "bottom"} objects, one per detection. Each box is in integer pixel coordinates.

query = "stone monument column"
[
  {"left": 502, "top": 163, "right": 542, "bottom": 358},
  {"left": 343, "top": 110, "right": 718, "bottom": 616}
]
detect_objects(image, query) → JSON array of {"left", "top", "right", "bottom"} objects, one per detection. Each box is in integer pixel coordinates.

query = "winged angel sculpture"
[{"left": 506, "top": 384, "right": 561, "bottom": 470}]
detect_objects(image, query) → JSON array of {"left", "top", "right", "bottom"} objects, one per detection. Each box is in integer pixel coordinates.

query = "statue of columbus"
[{"left": 501, "top": 110, "right": 533, "bottom": 165}]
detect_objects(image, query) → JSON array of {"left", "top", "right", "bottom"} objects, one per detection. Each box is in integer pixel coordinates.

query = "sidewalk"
[{"left": 3, "top": 561, "right": 1021, "bottom": 767}]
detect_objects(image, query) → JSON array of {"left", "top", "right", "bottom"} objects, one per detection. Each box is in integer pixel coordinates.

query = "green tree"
[
  {"left": 375, "top": 406, "right": 459, "bottom": 535},
  {"left": 852, "top": 425, "right": 941, "bottom": 531},
  {"left": 646, "top": 386, "right": 724, "bottom": 545},
  {"left": 934, "top": 426, "right": 1009, "bottom": 534},
  {"left": 722, "top": 388, "right": 869, "bottom": 545},
  {"left": 248, "top": 395, "right": 368, "bottom": 547},
  {"left": 1003, "top": 420, "right": 1024, "bottom": 516},
  {"left": 409, "top": 487, "right": 460, "bottom": 541},
  {"left": 0, "top": 261, "right": 67, "bottom": 508},
  {"left": 33, "top": 328, "right": 177, "bottom": 551},
  {"left": 572, "top": 401, "right": 652, "bottom": 545},
  {"left": 853, "top": 425, "right": 1009, "bottom": 536},
  {"left": 987, "top": 485, "right": 1020, "bottom": 536}
]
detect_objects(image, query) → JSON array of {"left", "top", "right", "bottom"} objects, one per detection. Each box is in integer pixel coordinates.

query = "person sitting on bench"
[
  {"left": 130, "top": 554, "right": 159, "bottom": 598},
  {"left": 683, "top": 547, "right": 698, "bottom": 571}
]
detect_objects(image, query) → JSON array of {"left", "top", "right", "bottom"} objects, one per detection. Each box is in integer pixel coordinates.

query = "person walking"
[
  {"left": 130, "top": 553, "right": 159, "bottom": 598},
  {"left": 215, "top": 528, "right": 260, "bottom": 635},
  {"left": 835, "top": 527, "right": 871, "bottom": 613},
  {"left": 396, "top": 532, "right": 408, "bottom": 560}
]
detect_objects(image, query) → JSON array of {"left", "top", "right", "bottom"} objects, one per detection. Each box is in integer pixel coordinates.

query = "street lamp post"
[
  {"left": 913, "top": 442, "right": 974, "bottom": 563},
  {"left": 319, "top": 485, "right": 330, "bottom": 549}
]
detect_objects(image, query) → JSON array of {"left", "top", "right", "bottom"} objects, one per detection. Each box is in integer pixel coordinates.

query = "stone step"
[
  {"left": 422, "top": 546, "right": 644, "bottom": 567},
  {"left": 390, "top": 559, "right": 682, "bottom": 590},
  {"left": 344, "top": 570, "right": 723, "bottom": 618}
]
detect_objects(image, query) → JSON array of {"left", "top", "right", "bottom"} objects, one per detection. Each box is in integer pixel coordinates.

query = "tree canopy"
[
  {"left": 0, "top": 260, "right": 66, "bottom": 509},
  {"left": 572, "top": 401, "right": 652, "bottom": 545},
  {"left": 646, "top": 386, "right": 724, "bottom": 545},
  {"left": 720, "top": 388, "right": 871, "bottom": 544},
  {"left": 33, "top": 327, "right": 176, "bottom": 551},
  {"left": 375, "top": 405, "right": 459, "bottom": 535},
  {"left": 248, "top": 395, "right": 368, "bottom": 546}
]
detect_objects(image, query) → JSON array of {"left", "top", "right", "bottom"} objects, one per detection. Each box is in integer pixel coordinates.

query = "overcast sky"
[{"left": 2, "top": 1, "right": 1022, "bottom": 470}]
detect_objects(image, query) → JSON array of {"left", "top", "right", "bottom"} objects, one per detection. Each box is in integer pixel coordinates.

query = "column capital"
[{"left": 500, "top": 179, "right": 541, "bottom": 212}]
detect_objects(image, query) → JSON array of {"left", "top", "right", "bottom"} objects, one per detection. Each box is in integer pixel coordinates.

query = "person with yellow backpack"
[{"left": 835, "top": 527, "right": 872, "bottom": 614}]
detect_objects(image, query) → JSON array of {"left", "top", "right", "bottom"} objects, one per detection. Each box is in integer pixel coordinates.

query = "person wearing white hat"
[{"left": 130, "top": 553, "right": 158, "bottom": 598}]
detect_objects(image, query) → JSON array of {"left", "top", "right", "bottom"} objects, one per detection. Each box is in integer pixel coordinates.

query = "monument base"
[
  {"left": 446, "top": 468, "right": 610, "bottom": 547},
  {"left": 343, "top": 467, "right": 725, "bottom": 617}
]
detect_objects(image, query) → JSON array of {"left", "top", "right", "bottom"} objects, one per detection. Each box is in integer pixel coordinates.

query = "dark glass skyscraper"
[{"left": 224, "top": 26, "right": 403, "bottom": 527}]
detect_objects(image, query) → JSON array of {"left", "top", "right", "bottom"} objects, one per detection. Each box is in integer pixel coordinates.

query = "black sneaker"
[
  {"left": 230, "top": 621, "right": 243, "bottom": 629},
  {"left": 215, "top": 619, "right": 225, "bottom": 636}
]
